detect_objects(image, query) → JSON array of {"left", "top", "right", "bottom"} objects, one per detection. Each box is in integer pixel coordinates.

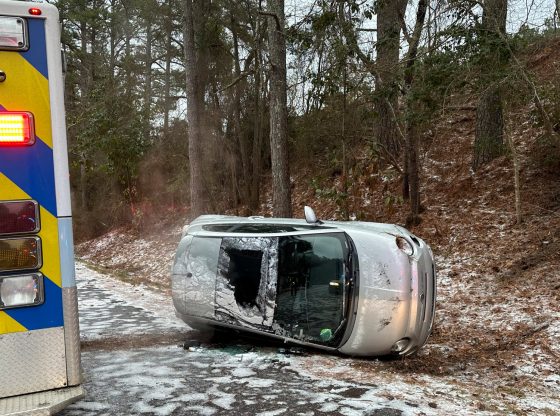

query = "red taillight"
[
  {"left": 28, "top": 8, "right": 42, "bottom": 16},
  {"left": 0, "top": 112, "right": 35, "bottom": 146},
  {"left": 0, "top": 201, "right": 39, "bottom": 235}
]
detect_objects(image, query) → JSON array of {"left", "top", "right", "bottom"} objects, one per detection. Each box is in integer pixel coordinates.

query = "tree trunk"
[
  {"left": 473, "top": 0, "right": 508, "bottom": 171},
  {"left": 402, "top": 0, "right": 427, "bottom": 226},
  {"left": 123, "top": 0, "right": 133, "bottom": 101},
  {"left": 375, "top": 0, "right": 407, "bottom": 163},
  {"left": 109, "top": 0, "right": 117, "bottom": 81},
  {"left": 249, "top": 31, "right": 264, "bottom": 212},
  {"left": 163, "top": 19, "right": 172, "bottom": 137},
  {"left": 231, "top": 15, "right": 250, "bottom": 203},
  {"left": 406, "top": 120, "right": 420, "bottom": 224},
  {"left": 473, "top": 86, "right": 504, "bottom": 169},
  {"left": 144, "top": 20, "right": 152, "bottom": 128},
  {"left": 266, "top": 0, "right": 292, "bottom": 217},
  {"left": 184, "top": 0, "right": 209, "bottom": 217},
  {"left": 78, "top": 14, "right": 91, "bottom": 213},
  {"left": 505, "top": 127, "right": 522, "bottom": 224}
]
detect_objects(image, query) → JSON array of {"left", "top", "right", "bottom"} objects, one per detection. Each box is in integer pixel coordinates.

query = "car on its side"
[{"left": 172, "top": 208, "right": 436, "bottom": 356}]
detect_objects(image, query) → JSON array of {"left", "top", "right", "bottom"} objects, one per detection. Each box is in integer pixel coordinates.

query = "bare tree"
[{"left": 265, "top": 0, "right": 292, "bottom": 217}]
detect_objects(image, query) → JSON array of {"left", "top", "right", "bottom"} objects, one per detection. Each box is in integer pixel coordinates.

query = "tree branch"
[
  {"left": 258, "top": 11, "right": 281, "bottom": 31},
  {"left": 398, "top": 11, "right": 412, "bottom": 44},
  {"left": 220, "top": 70, "right": 255, "bottom": 92}
]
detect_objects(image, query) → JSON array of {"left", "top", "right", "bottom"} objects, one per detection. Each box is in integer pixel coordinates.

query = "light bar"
[
  {"left": 0, "top": 237, "right": 41, "bottom": 272},
  {"left": 0, "top": 112, "right": 35, "bottom": 145},
  {"left": 0, "top": 273, "right": 43, "bottom": 309},
  {"left": 0, "top": 200, "right": 40, "bottom": 235}
]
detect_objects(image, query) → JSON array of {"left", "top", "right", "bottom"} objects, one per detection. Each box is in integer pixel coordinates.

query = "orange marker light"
[
  {"left": 28, "top": 8, "right": 42, "bottom": 16},
  {"left": 0, "top": 112, "right": 35, "bottom": 145}
]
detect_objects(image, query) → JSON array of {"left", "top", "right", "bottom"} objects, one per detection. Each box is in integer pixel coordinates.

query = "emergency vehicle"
[{"left": 0, "top": 1, "right": 83, "bottom": 414}]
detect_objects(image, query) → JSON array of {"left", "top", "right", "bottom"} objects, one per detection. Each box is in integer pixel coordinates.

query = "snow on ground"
[
  {"left": 78, "top": 228, "right": 181, "bottom": 290},
  {"left": 76, "top": 261, "right": 186, "bottom": 341}
]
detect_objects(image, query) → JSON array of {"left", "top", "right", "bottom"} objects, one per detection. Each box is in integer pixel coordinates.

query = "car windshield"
[{"left": 214, "top": 232, "right": 352, "bottom": 346}]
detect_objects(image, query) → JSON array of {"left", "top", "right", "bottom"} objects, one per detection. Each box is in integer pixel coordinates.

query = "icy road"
[
  {"left": 58, "top": 263, "right": 416, "bottom": 416},
  {"left": 59, "top": 263, "right": 509, "bottom": 416},
  {"left": 59, "top": 263, "right": 415, "bottom": 416}
]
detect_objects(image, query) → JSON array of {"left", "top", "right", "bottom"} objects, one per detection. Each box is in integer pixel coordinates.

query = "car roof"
[{"left": 185, "top": 215, "right": 404, "bottom": 238}]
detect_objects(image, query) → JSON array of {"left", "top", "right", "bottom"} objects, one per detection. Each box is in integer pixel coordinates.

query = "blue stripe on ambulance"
[
  {"left": 19, "top": 18, "right": 49, "bottom": 79},
  {"left": 0, "top": 137, "right": 57, "bottom": 216},
  {"left": 0, "top": 124, "right": 57, "bottom": 216}
]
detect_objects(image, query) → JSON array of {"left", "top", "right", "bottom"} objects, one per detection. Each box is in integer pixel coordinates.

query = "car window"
[
  {"left": 215, "top": 237, "right": 278, "bottom": 328},
  {"left": 274, "top": 233, "right": 350, "bottom": 346}
]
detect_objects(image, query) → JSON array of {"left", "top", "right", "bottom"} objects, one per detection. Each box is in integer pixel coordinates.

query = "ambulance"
[{"left": 0, "top": 0, "right": 83, "bottom": 414}]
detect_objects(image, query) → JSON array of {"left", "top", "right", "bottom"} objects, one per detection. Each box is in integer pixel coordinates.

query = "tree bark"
[
  {"left": 266, "top": 0, "right": 292, "bottom": 217},
  {"left": 144, "top": 19, "right": 152, "bottom": 127},
  {"left": 231, "top": 15, "right": 250, "bottom": 203},
  {"left": 163, "top": 18, "right": 172, "bottom": 138},
  {"left": 184, "top": 0, "right": 209, "bottom": 217},
  {"left": 249, "top": 25, "right": 264, "bottom": 212},
  {"left": 375, "top": 0, "right": 407, "bottom": 163},
  {"left": 402, "top": 0, "right": 427, "bottom": 226},
  {"left": 473, "top": 0, "right": 508, "bottom": 171},
  {"left": 505, "top": 127, "right": 522, "bottom": 224},
  {"left": 473, "top": 86, "right": 504, "bottom": 169}
]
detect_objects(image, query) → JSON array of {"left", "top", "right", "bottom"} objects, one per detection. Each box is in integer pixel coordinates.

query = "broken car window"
[{"left": 215, "top": 237, "right": 278, "bottom": 329}]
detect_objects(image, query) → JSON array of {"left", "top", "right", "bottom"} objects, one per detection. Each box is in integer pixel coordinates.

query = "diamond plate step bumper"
[{"left": 0, "top": 386, "right": 84, "bottom": 416}]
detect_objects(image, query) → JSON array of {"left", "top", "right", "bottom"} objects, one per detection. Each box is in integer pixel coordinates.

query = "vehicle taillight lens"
[
  {"left": 0, "top": 112, "right": 35, "bottom": 145},
  {"left": 0, "top": 201, "right": 39, "bottom": 235},
  {"left": 0, "top": 237, "right": 41, "bottom": 272},
  {"left": 0, "top": 273, "right": 43, "bottom": 309}
]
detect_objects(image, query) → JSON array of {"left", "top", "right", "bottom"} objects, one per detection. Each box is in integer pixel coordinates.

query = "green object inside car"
[{"left": 320, "top": 328, "right": 333, "bottom": 341}]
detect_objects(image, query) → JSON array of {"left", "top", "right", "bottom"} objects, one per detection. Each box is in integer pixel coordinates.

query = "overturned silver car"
[{"left": 172, "top": 209, "right": 436, "bottom": 356}]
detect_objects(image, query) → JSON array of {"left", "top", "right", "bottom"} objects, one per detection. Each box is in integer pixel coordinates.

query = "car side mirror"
[{"left": 304, "top": 206, "right": 321, "bottom": 224}]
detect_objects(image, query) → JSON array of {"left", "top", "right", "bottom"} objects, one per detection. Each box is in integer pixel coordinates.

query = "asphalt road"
[{"left": 59, "top": 264, "right": 411, "bottom": 416}]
